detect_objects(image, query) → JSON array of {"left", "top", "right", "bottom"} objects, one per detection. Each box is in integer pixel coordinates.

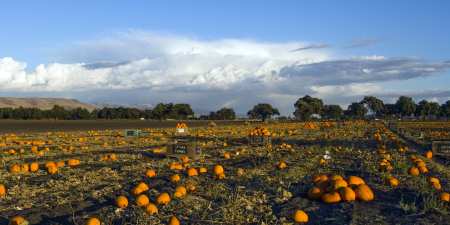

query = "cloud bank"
[{"left": 1, "top": 30, "right": 449, "bottom": 115}]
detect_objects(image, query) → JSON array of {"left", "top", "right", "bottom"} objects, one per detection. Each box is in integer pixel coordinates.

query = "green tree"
[
  {"left": 360, "top": 96, "right": 384, "bottom": 120},
  {"left": 216, "top": 107, "right": 236, "bottom": 120},
  {"left": 49, "top": 105, "right": 69, "bottom": 120},
  {"left": 429, "top": 102, "right": 440, "bottom": 120},
  {"left": 347, "top": 102, "right": 368, "bottom": 120},
  {"left": 441, "top": 100, "right": 450, "bottom": 120},
  {"left": 415, "top": 100, "right": 431, "bottom": 121},
  {"left": 293, "top": 95, "right": 324, "bottom": 121},
  {"left": 395, "top": 96, "right": 416, "bottom": 119},
  {"left": 170, "top": 103, "right": 194, "bottom": 120},
  {"left": 90, "top": 109, "right": 100, "bottom": 119},
  {"left": 247, "top": 103, "right": 280, "bottom": 121},
  {"left": 381, "top": 103, "right": 397, "bottom": 120},
  {"left": 69, "top": 107, "right": 91, "bottom": 120},
  {"left": 322, "top": 105, "right": 343, "bottom": 120},
  {"left": 152, "top": 103, "right": 174, "bottom": 120},
  {"left": 209, "top": 111, "right": 218, "bottom": 120}
]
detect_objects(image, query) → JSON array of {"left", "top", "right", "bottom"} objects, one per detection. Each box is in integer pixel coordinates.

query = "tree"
[
  {"left": 247, "top": 103, "right": 280, "bottom": 121},
  {"left": 395, "top": 96, "right": 416, "bottom": 119},
  {"left": 293, "top": 95, "right": 324, "bottom": 121},
  {"left": 69, "top": 107, "right": 91, "bottom": 120},
  {"left": 170, "top": 103, "right": 194, "bottom": 120},
  {"left": 209, "top": 111, "right": 218, "bottom": 120},
  {"left": 322, "top": 105, "right": 343, "bottom": 120},
  {"left": 90, "top": 109, "right": 100, "bottom": 119},
  {"left": 216, "top": 108, "right": 236, "bottom": 120},
  {"left": 360, "top": 96, "right": 384, "bottom": 120},
  {"left": 49, "top": 105, "right": 69, "bottom": 120},
  {"left": 429, "top": 102, "right": 440, "bottom": 120},
  {"left": 381, "top": 103, "right": 397, "bottom": 120},
  {"left": 441, "top": 100, "right": 450, "bottom": 120},
  {"left": 152, "top": 103, "right": 174, "bottom": 120},
  {"left": 347, "top": 102, "right": 368, "bottom": 120},
  {"left": 415, "top": 100, "right": 431, "bottom": 121}
]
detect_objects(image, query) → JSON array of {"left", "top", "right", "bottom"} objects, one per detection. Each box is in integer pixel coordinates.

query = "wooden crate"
[
  {"left": 166, "top": 140, "right": 202, "bottom": 158},
  {"left": 432, "top": 139, "right": 450, "bottom": 157},
  {"left": 175, "top": 128, "right": 189, "bottom": 135},
  {"left": 248, "top": 135, "right": 271, "bottom": 146},
  {"left": 409, "top": 131, "right": 425, "bottom": 139}
]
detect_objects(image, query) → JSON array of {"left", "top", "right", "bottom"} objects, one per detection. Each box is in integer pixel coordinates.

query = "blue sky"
[{"left": 1, "top": 1, "right": 449, "bottom": 116}]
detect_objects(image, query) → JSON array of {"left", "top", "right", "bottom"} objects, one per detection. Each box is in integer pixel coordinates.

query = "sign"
[
  {"left": 196, "top": 145, "right": 201, "bottom": 155},
  {"left": 174, "top": 145, "right": 187, "bottom": 154},
  {"left": 127, "top": 130, "right": 134, "bottom": 136},
  {"left": 432, "top": 139, "right": 450, "bottom": 156},
  {"left": 124, "top": 129, "right": 142, "bottom": 137},
  {"left": 253, "top": 136, "right": 263, "bottom": 142},
  {"left": 178, "top": 129, "right": 185, "bottom": 133},
  {"left": 411, "top": 132, "right": 421, "bottom": 137}
]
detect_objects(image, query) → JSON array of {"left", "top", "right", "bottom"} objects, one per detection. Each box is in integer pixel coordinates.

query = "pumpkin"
[
  {"left": 145, "top": 204, "right": 158, "bottom": 214},
  {"left": 322, "top": 192, "right": 341, "bottom": 204},
  {"left": 186, "top": 184, "right": 195, "bottom": 191},
  {"left": 135, "top": 194, "right": 150, "bottom": 207},
  {"left": 131, "top": 187, "right": 144, "bottom": 195},
  {"left": 222, "top": 143, "right": 227, "bottom": 147},
  {"left": 48, "top": 166, "right": 58, "bottom": 174},
  {"left": 137, "top": 183, "right": 149, "bottom": 191},
  {"left": 109, "top": 154, "right": 116, "bottom": 159},
  {"left": 186, "top": 168, "right": 198, "bottom": 177},
  {"left": 320, "top": 159, "right": 326, "bottom": 164},
  {"left": 45, "top": 162, "right": 56, "bottom": 168},
  {"left": 170, "top": 174, "right": 181, "bottom": 183},
  {"left": 175, "top": 186, "right": 187, "bottom": 195},
  {"left": 330, "top": 174, "right": 344, "bottom": 181},
  {"left": 173, "top": 191, "right": 183, "bottom": 198},
  {"left": 146, "top": 169, "right": 156, "bottom": 177},
  {"left": 9, "top": 165, "right": 20, "bottom": 173},
  {"left": 339, "top": 187, "right": 356, "bottom": 201},
  {"left": 278, "top": 162, "right": 286, "bottom": 169},
  {"left": 330, "top": 179, "right": 348, "bottom": 192},
  {"left": 292, "top": 209, "right": 308, "bottom": 223},
  {"left": 183, "top": 163, "right": 189, "bottom": 167},
  {"left": 199, "top": 167, "right": 207, "bottom": 173},
  {"left": 0, "top": 184, "right": 5, "bottom": 195},
  {"left": 424, "top": 151, "right": 432, "bottom": 159},
  {"left": 213, "top": 165, "right": 224, "bottom": 175},
  {"left": 68, "top": 159, "right": 79, "bottom": 166},
  {"left": 237, "top": 168, "right": 244, "bottom": 176},
  {"left": 311, "top": 174, "right": 327, "bottom": 183},
  {"left": 8, "top": 217, "right": 27, "bottom": 225},
  {"left": 431, "top": 182, "right": 441, "bottom": 190},
  {"left": 354, "top": 184, "right": 374, "bottom": 201},
  {"left": 437, "top": 192, "right": 450, "bottom": 204},
  {"left": 418, "top": 166, "right": 428, "bottom": 174},
  {"left": 414, "top": 161, "right": 426, "bottom": 168},
  {"left": 224, "top": 153, "right": 230, "bottom": 159},
  {"left": 385, "top": 177, "right": 399, "bottom": 186},
  {"left": 345, "top": 176, "right": 365, "bottom": 188},
  {"left": 308, "top": 186, "right": 325, "bottom": 200},
  {"left": 407, "top": 167, "right": 419, "bottom": 176},
  {"left": 20, "top": 164, "right": 29, "bottom": 172},
  {"left": 157, "top": 193, "right": 171, "bottom": 205},
  {"left": 82, "top": 218, "right": 101, "bottom": 225},
  {"left": 216, "top": 173, "right": 226, "bottom": 180},
  {"left": 115, "top": 196, "right": 128, "bottom": 208},
  {"left": 56, "top": 161, "right": 65, "bottom": 167},
  {"left": 315, "top": 179, "right": 330, "bottom": 189},
  {"left": 426, "top": 177, "right": 440, "bottom": 184},
  {"left": 169, "top": 216, "right": 180, "bottom": 225},
  {"left": 30, "top": 163, "right": 38, "bottom": 172}
]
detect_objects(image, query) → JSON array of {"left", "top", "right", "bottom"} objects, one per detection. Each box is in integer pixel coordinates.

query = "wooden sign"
[
  {"left": 248, "top": 135, "right": 271, "bottom": 146},
  {"left": 432, "top": 139, "right": 450, "bottom": 156},
  {"left": 409, "top": 132, "right": 425, "bottom": 139},
  {"left": 124, "top": 130, "right": 141, "bottom": 137},
  {"left": 166, "top": 140, "right": 202, "bottom": 158},
  {"left": 176, "top": 128, "right": 189, "bottom": 135}
]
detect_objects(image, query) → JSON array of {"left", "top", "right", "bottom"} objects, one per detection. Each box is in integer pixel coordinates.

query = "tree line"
[{"left": 1, "top": 96, "right": 450, "bottom": 121}]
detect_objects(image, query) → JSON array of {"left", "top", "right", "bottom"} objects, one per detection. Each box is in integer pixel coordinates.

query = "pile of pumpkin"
[
  {"left": 9, "top": 159, "right": 80, "bottom": 174},
  {"left": 308, "top": 174, "right": 374, "bottom": 203},
  {"left": 321, "top": 122, "right": 330, "bottom": 127},
  {"left": 209, "top": 121, "right": 216, "bottom": 125},
  {"left": 176, "top": 123, "right": 188, "bottom": 128},
  {"left": 249, "top": 127, "right": 270, "bottom": 136},
  {"left": 302, "top": 123, "right": 316, "bottom": 129}
]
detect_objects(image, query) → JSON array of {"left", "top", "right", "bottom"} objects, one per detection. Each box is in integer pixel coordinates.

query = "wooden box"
[
  {"left": 248, "top": 135, "right": 271, "bottom": 146},
  {"left": 166, "top": 140, "right": 202, "bottom": 158},
  {"left": 409, "top": 131, "right": 425, "bottom": 139},
  {"left": 124, "top": 129, "right": 141, "bottom": 137},
  {"left": 175, "top": 128, "right": 189, "bottom": 135},
  {"left": 432, "top": 139, "right": 450, "bottom": 157}
]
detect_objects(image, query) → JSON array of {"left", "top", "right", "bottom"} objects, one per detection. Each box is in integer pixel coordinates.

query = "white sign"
[{"left": 178, "top": 129, "right": 185, "bottom": 133}]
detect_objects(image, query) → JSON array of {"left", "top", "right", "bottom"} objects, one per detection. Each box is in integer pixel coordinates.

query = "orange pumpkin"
[
  {"left": 30, "top": 163, "right": 39, "bottom": 172},
  {"left": 322, "top": 192, "right": 341, "bottom": 204},
  {"left": 292, "top": 210, "right": 308, "bottom": 223},
  {"left": 170, "top": 174, "right": 181, "bottom": 183},
  {"left": 186, "top": 168, "right": 198, "bottom": 177},
  {"left": 146, "top": 169, "right": 156, "bottom": 177},
  {"left": 308, "top": 186, "right": 325, "bottom": 200},
  {"left": 82, "top": 218, "right": 101, "bottom": 225},
  {"left": 354, "top": 184, "right": 374, "bottom": 201},
  {"left": 115, "top": 196, "right": 128, "bottom": 208},
  {"left": 339, "top": 187, "right": 356, "bottom": 201},
  {"left": 213, "top": 165, "right": 223, "bottom": 175},
  {"left": 145, "top": 204, "right": 158, "bottom": 214},
  {"left": 135, "top": 194, "right": 150, "bottom": 207},
  {"left": 157, "top": 193, "right": 171, "bottom": 205}
]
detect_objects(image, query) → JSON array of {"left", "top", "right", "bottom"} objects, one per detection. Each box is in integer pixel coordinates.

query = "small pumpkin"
[
  {"left": 170, "top": 174, "right": 181, "bottom": 183},
  {"left": 384, "top": 177, "right": 399, "bottom": 186},
  {"left": 199, "top": 167, "right": 207, "bottom": 173},
  {"left": 30, "top": 163, "right": 39, "bottom": 172},
  {"left": 213, "top": 165, "right": 224, "bottom": 175},
  {"left": 157, "top": 193, "right": 171, "bottom": 205},
  {"left": 173, "top": 191, "right": 183, "bottom": 198},
  {"left": 175, "top": 186, "right": 187, "bottom": 195},
  {"left": 9, "top": 165, "right": 20, "bottom": 173},
  {"left": 330, "top": 179, "right": 348, "bottom": 192},
  {"left": 135, "top": 194, "right": 150, "bottom": 207},
  {"left": 437, "top": 192, "right": 450, "bottom": 204},
  {"left": 186, "top": 168, "right": 198, "bottom": 177},
  {"left": 48, "top": 166, "right": 58, "bottom": 174},
  {"left": 407, "top": 167, "right": 419, "bottom": 176},
  {"left": 145, "top": 204, "right": 158, "bottom": 214},
  {"left": 330, "top": 174, "right": 344, "bottom": 181},
  {"left": 115, "top": 196, "right": 128, "bottom": 208},
  {"left": 186, "top": 184, "right": 195, "bottom": 191},
  {"left": 311, "top": 174, "right": 327, "bottom": 183},
  {"left": 131, "top": 187, "right": 144, "bottom": 195},
  {"left": 146, "top": 169, "right": 156, "bottom": 177},
  {"left": 137, "top": 183, "right": 149, "bottom": 191},
  {"left": 426, "top": 177, "right": 440, "bottom": 184},
  {"left": 418, "top": 166, "right": 428, "bottom": 174},
  {"left": 424, "top": 151, "right": 432, "bottom": 159},
  {"left": 354, "top": 184, "right": 374, "bottom": 201},
  {"left": 278, "top": 162, "right": 286, "bottom": 169},
  {"left": 292, "top": 209, "right": 308, "bottom": 223},
  {"left": 169, "top": 216, "right": 180, "bottom": 225},
  {"left": 216, "top": 173, "right": 226, "bottom": 180},
  {"left": 0, "top": 184, "right": 5, "bottom": 195},
  {"left": 56, "top": 161, "right": 65, "bottom": 167},
  {"left": 82, "top": 218, "right": 101, "bottom": 225},
  {"left": 20, "top": 164, "right": 29, "bottom": 172},
  {"left": 109, "top": 154, "right": 116, "bottom": 159},
  {"left": 345, "top": 176, "right": 365, "bottom": 188},
  {"left": 322, "top": 192, "right": 341, "bottom": 204},
  {"left": 237, "top": 168, "right": 244, "bottom": 176}
]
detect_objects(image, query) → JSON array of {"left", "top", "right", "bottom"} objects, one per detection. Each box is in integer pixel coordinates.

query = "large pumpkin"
[
  {"left": 157, "top": 193, "right": 171, "bottom": 205},
  {"left": 115, "top": 196, "right": 128, "bottom": 208},
  {"left": 213, "top": 165, "right": 224, "bottom": 175},
  {"left": 345, "top": 176, "right": 365, "bottom": 188},
  {"left": 339, "top": 187, "right": 356, "bottom": 201},
  {"left": 322, "top": 192, "right": 341, "bottom": 204},
  {"left": 292, "top": 209, "right": 308, "bottom": 223},
  {"left": 308, "top": 186, "right": 325, "bottom": 200},
  {"left": 353, "top": 184, "right": 374, "bottom": 201}
]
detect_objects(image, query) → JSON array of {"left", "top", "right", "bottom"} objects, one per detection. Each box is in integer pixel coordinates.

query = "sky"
[{"left": 1, "top": 1, "right": 450, "bottom": 117}]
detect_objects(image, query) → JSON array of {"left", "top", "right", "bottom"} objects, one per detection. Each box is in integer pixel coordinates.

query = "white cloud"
[{"left": 1, "top": 30, "right": 450, "bottom": 115}]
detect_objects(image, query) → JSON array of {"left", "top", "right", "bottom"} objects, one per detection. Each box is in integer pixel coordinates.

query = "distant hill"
[
  {"left": 90, "top": 102, "right": 154, "bottom": 110},
  {"left": 0, "top": 97, "right": 100, "bottom": 112}
]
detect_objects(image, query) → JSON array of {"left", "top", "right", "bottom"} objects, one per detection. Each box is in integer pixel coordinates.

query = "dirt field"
[{"left": 1, "top": 121, "right": 450, "bottom": 224}]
